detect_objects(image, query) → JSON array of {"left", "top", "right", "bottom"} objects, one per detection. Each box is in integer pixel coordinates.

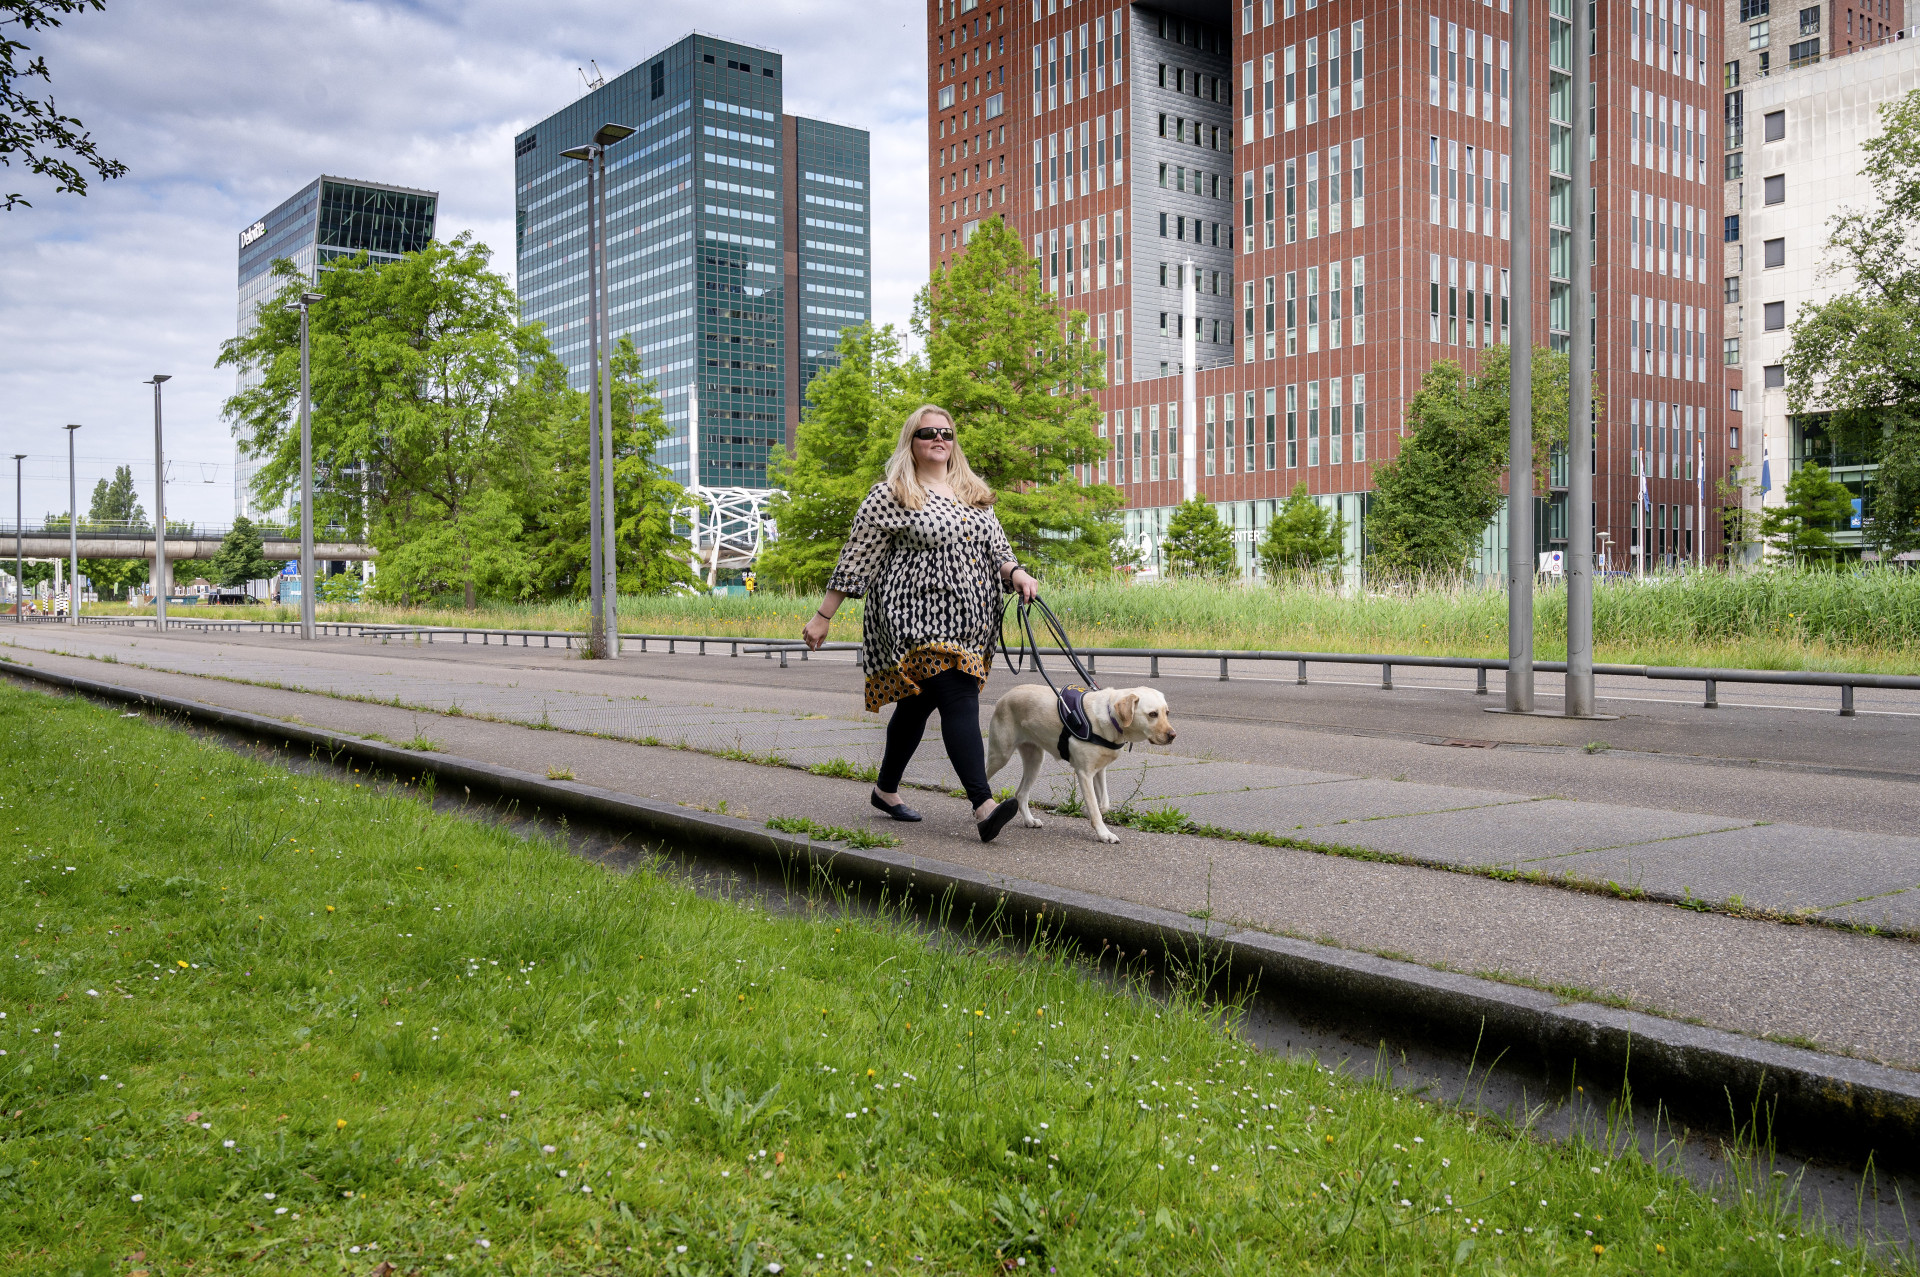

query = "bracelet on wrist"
[{"left": 815, "top": 609, "right": 833, "bottom": 622}]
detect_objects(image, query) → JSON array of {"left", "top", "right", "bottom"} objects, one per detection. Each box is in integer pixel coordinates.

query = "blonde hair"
[{"left": 885, "top": 404, "right": 995, "bottom": 509}]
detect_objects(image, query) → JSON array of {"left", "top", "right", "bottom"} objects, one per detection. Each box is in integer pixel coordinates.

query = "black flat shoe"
[
  {"left": 871, "top": 791, "right": 923, "bottom": 822},
  {"left": 976, "top": 799, "right": 1019, "bottom": 843}
]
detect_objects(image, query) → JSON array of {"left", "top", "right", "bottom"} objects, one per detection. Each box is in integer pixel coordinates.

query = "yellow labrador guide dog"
[{"left": 986, "top": 683, "right": 1177, "bottom": 844}]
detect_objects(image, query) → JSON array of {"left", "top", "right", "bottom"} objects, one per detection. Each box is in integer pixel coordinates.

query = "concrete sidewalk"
[
  {"left": 10, "top": 625, "right": 1919, "bottom": 937},
  {"left": 4, "top": 628, "right": 1920, "bottom": 1075}
]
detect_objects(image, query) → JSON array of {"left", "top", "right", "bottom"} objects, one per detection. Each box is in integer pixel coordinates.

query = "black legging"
[{"left": 876, "top": 668, "right": 993, "bottom": 808}]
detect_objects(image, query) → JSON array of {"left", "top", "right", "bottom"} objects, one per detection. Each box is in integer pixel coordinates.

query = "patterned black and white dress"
[{"left": 826, "top": 481, "right": 1019, "bottom": 712}]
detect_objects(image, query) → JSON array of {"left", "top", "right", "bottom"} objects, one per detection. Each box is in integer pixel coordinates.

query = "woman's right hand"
[{"left": 802, "top": 612, "right": 831, "bottom": 651}]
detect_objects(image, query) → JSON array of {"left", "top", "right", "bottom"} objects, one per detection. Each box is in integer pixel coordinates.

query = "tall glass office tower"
[
  {"left": 232, "top": 177, "right": 438, "bottom": 518},
  {"left": 514, "top": 34, "right": 872, "bottom": 489}
]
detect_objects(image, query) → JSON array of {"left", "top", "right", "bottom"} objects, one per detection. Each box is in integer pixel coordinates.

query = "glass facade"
[
  {"left": 514, "top": 35, "right": 870, "bottom": 489},
  {"left": 232, "top": 176, "right": 438, "bottom": 518}
]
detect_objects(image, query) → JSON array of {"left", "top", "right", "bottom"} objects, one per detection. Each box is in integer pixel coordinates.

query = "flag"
[
  {"left": 1696, "top": 440, "right": 1705, "bottom": 508},
  {"left": 1760, "top": 436, "right": 1772, "bottom": 496},
  {"left": 1639, "top": 451, "right": 1651, "bottom": 511}
]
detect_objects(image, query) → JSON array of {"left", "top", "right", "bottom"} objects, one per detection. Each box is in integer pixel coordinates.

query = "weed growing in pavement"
[
  {"left": 546, "top": 766, "right": 577, "bottom": 781},
  {"left": 0, "top": 682, "right": 1884, "bottom": 1273},
  {"left": 806, "top": 757, "right": 880, "bottom": 783},
  {"left": 765, "top": 815, "right": 902, "bottom": 850},
  {"left": 1585, "top": 741, "right": 1611, "bottom": 754},
  {"left": 398, "top": 734, "right": 441, "bottom": 752}
]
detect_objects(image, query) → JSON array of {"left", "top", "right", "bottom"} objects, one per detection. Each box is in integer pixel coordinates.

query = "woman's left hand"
[{"left": 1009, "top": 568, "right": 1039, "bottom": 603}]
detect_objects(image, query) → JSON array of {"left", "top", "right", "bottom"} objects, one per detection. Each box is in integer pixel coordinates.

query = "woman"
[{"left": 801, "top": 404, "right": 1037, "bottom": 841}]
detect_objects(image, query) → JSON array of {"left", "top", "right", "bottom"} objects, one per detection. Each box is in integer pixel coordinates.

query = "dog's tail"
[{"left": 985, "top": 696, "right": 1015, "bottom": 778}]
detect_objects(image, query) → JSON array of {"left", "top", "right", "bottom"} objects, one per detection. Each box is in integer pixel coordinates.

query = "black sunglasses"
[{"left": 913, "top": 426, "right": 956, "bottom": 441}]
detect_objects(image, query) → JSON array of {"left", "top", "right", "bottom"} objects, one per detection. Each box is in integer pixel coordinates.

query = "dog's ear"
[{"left": 1113, "top": 692, "right": 1138, "bottom": 730}]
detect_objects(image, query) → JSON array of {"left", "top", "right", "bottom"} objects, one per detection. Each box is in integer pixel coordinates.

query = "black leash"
[
  {"left": 998, "top": 595, "right": 1126, "bottom": 757},
  {"left": 998, "top": 594, "right": 1099, "bottom": 696}
]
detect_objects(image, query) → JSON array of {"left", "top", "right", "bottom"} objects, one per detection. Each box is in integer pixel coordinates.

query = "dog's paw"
[
  {"left": 1021, "top": 814, "right": 1045, "bottom": 828},
  {"left": 1095, "top": 828, "right": 1121, "bottom": 844}
]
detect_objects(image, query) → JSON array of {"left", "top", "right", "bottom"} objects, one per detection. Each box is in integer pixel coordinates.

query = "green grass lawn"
[{"left": 0, "top": 681, "right": 1881, "bottom": 1274}]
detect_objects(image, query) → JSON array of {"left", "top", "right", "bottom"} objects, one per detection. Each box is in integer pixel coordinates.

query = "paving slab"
[
  {"left": 1328, "top": 799, "right": 1755, "bottom": 868},
  {"left": 1817, "top": 890, "right": 1920, "bottom": 932},
  {"left": 1546, "top": 824, "right": 1920, "bottom": 912},
  {"left": 1170, "top": 778, "right": 1532, "bottom": 832}
]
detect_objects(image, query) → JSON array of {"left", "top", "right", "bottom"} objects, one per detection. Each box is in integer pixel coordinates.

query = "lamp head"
[
  {"left": 593, "top": 123, "right": 635, "bottom": 146},
  {"left": 301, "top": 292, "right": 324, "bottom": 305},
  {"left": 146, "top": 374, "right": 172, "bottom": 385},
  {"left": 10, "top": 454, "right": 24, "bottom": 461},
  {"left": 560, "top": 144, "right": 595, "bottom": 162},
  {"left": 64, "top": 424, "right": 81, "bottom": 432}
]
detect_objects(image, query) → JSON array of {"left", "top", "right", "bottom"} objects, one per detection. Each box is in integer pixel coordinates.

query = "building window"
[
  {"left": 1763, "top": 174, "right": 1785, "bottom": 205},
  {"left": 1740, "top": 0, "right": 1771, "bottom": 18},
  {"left": 1724, "top": 275, "right": 1741, "bottom": 303},
  {"left": 1789, "top": 37, "right": 1821, "bottom": 64},
  {"left": 1764, "top": 363, "right": 1786, "bottom": 388},
  {"left": 1749, "top": 19, "right": 1771, "bottom": 47},
  {"left": 1725, "top": 152, "right": 1744, "bottom": 180},
  {"left": 1764, "top": 237, "right": 1785, "bottom": 268},
  {"left": 1763, "top": 301, "right": 1786, "bottom": 331},
  {"left": 1724, "top": 336, "right": 1741, "bottom": 364},
  {"left": 1724, "top": 214, "right": 1741, "bottom": 242},
  {"left": 1764, "top": 109, "right": 1786, "bottom": 140},
  {"left": 1799, "top": 5, "right": 1821, "bottom": 34},
  {"left": 1725, "top": 60, "right": 1741, "bottom": 88}
]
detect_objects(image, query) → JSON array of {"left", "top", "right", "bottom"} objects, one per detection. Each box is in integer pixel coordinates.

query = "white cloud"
[{"left": 0, "top": 0, "right": 927, "bottom": 524}]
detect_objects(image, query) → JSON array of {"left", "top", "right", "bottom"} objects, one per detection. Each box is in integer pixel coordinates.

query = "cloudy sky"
[{"left": 0, "top": 0, "right": 928, "bottom": 526}]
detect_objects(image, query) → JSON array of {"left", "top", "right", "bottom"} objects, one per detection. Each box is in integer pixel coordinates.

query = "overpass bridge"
[{"left": 0, "top": 523, "right": 375, "bottom": 563}]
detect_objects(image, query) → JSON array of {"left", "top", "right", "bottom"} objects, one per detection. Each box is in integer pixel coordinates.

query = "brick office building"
[{"left": 927, "top": 0, "right": 1724, "bottom": 575}]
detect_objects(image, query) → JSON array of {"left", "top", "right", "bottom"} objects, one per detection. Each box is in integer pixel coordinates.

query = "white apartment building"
[{"left": 1734, "top": 36, "right": 1920, "bottom": 558}]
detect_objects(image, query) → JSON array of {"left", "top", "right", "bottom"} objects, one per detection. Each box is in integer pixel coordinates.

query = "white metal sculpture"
[{"left": 674, "top": 387, "right": 780, "bottom": 586}]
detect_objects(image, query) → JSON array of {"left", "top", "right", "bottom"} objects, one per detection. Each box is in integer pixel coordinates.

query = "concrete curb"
[{"left": 7, "top": 655, "right": 1917, "bottom": 1168}]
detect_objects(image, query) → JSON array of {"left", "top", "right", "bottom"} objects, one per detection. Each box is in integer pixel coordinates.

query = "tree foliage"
[
  {"left": 1, "top": 0, "right": 126, "bottom": 210},
  {"left": 1759, "top": 462, "right": 1855, "bottom": 564},
  {"left": 79, "top": 463, "right": 145, "bottom": 598},
  {"left": 761, "top": 324, "right": 916, "bottom": 592},
  {"left": 523, "top": 336, "right": 692, "bottom": 599},
  {"left": 1783, "top": 88, "right": 1920, "bottom": 557},
  {"left": 219, "top": 236, "right": 692, "bottom": 608},
  {"left": 1259, "top": 482, "right": 1347, "bottom": 581},
  {"left": 1161, "top": 498, "right": 1236, "bottom": 578},
  {"left": 914, "top": 217, "right": 1122, "bottom": 574},
  {"left": 207, "top": 515, "right": 279, "bottom": 588},
  {"left": 1365, "top": 346, "right": 1572, "bottom": 578}
]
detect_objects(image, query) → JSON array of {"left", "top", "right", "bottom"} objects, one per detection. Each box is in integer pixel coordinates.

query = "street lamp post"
[
  {"left": 64, "top": 424, "right": 81, "bottom": 627},
  {"left": 1565, "top": 4, "right": 1595, "bottom": 718},
  {"left": 561, "top": 123, "right": 635, "bottom": 659},
  {"left": 1504, "top": 0, "right": 1535, "bottom": 714},
  {"left": 11, "top": 454, "right": 23, "bottom": 623},
  {"left": 146, "top": 375, "right": 172, "bottom": 632},
  {"left": 287, "top": 291, "right": 325, "bottom": 641}
]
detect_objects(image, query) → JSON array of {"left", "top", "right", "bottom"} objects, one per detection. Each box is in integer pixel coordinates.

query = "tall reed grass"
[{"left": 98, "top": 568, "right": 1920, "bottom": 673}]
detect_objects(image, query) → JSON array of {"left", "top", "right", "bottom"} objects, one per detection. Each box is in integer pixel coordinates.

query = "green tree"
[
  {"left": 760, "top": 324, "right": 917, "bottom": 592},
  {"left": 206, "top": 515, "right": 279, "bottom": 587},
  {"left": 914, "top": 217, "right": 1122, "bottom": 574},
  {"left": 1160, "top": 497, "right": 1236, "bottom": 578},
  {"left": 1760, "top": 463, "right": 1856, "bottom": 564},
  {"left": 1366, "top": 346, "right": 1572, "bottom": 578},
  {"left": 2, "top": 1, "right": 127, "bottom": 211},
  {"left": 80, "top": 463, "right": 146, "bottom": 599},
  {"left": 1784, "top": 88, "right": 1920, "bottom": 558},
  {"left": 524, "top": 336, "right": 693, "bottom": 598},
  {"left": 87, "top": 464, "right": 143, "bottom": 525},
  {"left": 218, "top": 234, "right": 565, "bottom": 608},
  {"left": 1259, "top": 482, "right": 1347, "bottom": 581}
]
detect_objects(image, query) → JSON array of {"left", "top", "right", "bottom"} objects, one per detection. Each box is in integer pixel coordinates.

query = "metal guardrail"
[{"left": 42, "top": 614, "right": 1920, "bottom": 716}]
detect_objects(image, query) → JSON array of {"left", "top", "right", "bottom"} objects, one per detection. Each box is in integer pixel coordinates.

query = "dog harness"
[{"left": 1056, "top": 685, "right": 1126, "bottom": 760}]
